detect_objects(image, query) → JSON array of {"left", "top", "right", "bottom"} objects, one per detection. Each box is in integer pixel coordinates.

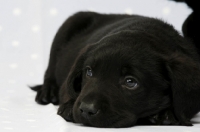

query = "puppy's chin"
[
  {"left": 72, "top": 104, "right": 137, "bottom": 128},
  {"left": 82, "top": 118, "right": 137, "bottom": 128},
  {"left": 74, "top": 113, "right": 137, "bottom": 128}
]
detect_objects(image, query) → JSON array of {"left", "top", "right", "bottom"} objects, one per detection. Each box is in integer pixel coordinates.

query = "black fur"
[
  {"left": 31, "top": 0, "right": 200, "bottom": 128},
  {"left": 173, "top": 0, "right": 200, "bottom": 53}
]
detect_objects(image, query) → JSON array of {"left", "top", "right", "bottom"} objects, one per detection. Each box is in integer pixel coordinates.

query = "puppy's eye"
[
  {"left": 124, "top": 76, "right": 138, "bottom": 89},
  {"left": 86, "top": 67, "right": 92, "bottom": 77}
]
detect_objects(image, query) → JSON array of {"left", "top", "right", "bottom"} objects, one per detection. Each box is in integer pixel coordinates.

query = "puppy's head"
[{"left": 60, "top": 31, "right": 200, "bottom": 127}]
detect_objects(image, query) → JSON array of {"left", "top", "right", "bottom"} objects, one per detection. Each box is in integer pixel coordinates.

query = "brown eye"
[
  {"left": 124, "top": 76, "right": 138, "bottom": 89},
  {"left": 86, "top": 67, "right": 92, "bottom": 77}
]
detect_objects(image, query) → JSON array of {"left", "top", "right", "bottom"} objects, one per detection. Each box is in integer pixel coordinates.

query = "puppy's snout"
[{"left": 79, "top": 102, "right": 99, "bottom": 118}]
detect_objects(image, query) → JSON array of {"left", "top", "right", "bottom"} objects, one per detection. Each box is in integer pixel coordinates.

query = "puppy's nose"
[{"left": 79, "top": 102, "right": 99, "bottom": 118}]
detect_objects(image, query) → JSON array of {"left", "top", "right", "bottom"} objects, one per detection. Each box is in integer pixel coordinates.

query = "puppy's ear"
[
  {"left": 167, "top": 53, "right": 200, "bottom": 126},
  {"left": 59, "top": 45, "right": 93, "bottom": 103}
]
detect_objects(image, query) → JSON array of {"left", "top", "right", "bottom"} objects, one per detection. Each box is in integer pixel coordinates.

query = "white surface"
[{"left": 1, "top": 0, "right": 200, "bottom": 131}]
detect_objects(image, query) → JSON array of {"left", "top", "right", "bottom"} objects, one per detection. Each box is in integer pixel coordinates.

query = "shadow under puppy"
[{"left": 31, "top": 1, "right": 200, "bottom": 128}]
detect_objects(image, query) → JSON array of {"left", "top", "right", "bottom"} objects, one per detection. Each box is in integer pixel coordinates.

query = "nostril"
[
  {"left": 80, "top": 108, "right": 83, "bottom": 113},
  {"left": 88, "top": 110, "right": 98, "bottom": 116},
  {"left": 88, "top": 112, "right": 93, "bottom": 115}
]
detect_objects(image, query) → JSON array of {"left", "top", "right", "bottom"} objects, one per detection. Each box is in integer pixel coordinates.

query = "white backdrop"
[{"left": 1, "top": 0, "right": 200, "bottom": 132}]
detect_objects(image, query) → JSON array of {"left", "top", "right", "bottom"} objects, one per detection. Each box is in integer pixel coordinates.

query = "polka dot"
[
  {"left": 0, "top": 108, "right": 10, "bottom": 111},
  {"left": 9, "top": 63, "right": 18, "bottom": 69},
  {"left": 4, "top": 127, "right": 13, "bottom": 130},
  {"left": 87, "top": 8, "right": 95, "bottom": 12},
  {"left": 2, "top": 121, "right": 11, "bottom": 123},
  {"left": 13, "top": 8, "right": 22, "bottom": 16},
  {"left": 26, "top": 114, "right": 35, "bottom": 116},
  {"left": 59, "top": 126, "right": 67, "bottom": 131},
  {"left": 25, "top": 104, "right": 33, "bottom": 107},
  {"left": 8, "top": 80, "right": 16, "bottom": 84},
  {"left": 26, "top": 119, "right": 36, "bottom": 122},
  {"left": 124, "top": 8, "right": 133, "bottom": 15},
  {"left": 30, "top": 126, "right": 37, "bottom": 128},
  {"left": 26, "top": 98, "right": 33, "bottom": 101},
  {"left": 31, "top": 54, "right": 39, "bottom": 60},
  {"left": 29, "top": 72, "right": 34, "bottom": 76},
  {"left": 32, "top": 25, "right": 40, "bottom": 32},
  {"left": 12, "top": 41, "right": 20, "bottom": 47},
  {"left": 162, "top": 7, "right": 171, "bottom": 15},
  {"left": 0, "top": 100, "right": 9, "bottom": 104},
  {"left": 50, "top": 8, "right": 58, "bottom": 16},
  {"left": 7, "top": 90, "right": 15, "bottom": 93}
]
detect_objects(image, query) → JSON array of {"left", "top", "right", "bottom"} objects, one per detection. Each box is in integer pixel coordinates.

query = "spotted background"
[{"left": 0, "top": 0, "right": 200, "bottom": 132}]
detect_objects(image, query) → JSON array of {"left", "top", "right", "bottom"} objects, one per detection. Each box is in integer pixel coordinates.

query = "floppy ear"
[
  {"left": 59, "top": 45, "right": 93, "bottom": 104},
  {"left": 167, "top": 53, "right": 200, "bottom": 126}
]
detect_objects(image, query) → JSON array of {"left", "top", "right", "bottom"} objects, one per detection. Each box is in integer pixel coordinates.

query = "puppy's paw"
[
  {"left": 31, "top": 82, "right": 59, "bottom": 105},
  {"left": 148, "top": 109, "right": 180, "bottom": 125},
  {"left": 58, "top": 100, "right": 75, "bottom": 122}
]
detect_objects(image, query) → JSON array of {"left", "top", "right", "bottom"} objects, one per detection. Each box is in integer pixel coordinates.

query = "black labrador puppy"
[{"left": 31, "top": 0, "right": 200, "bottom": 128}]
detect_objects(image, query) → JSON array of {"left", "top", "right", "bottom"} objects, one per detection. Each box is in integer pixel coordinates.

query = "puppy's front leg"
[
  {"left": 148, "top": 108, "right": 181, "bottom": 125},
  {"left": 57, "top": 99, "right": 75, "bottom": 122},
  {"left": 30, "top": 79, "right": 59, "bottom": 105}
]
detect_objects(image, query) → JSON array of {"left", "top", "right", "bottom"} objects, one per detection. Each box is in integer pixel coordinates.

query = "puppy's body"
[
  {"left": 48, "top": 12, "right": 194, "bottom": 87},
  {"left": 32, "top": 12, "right": 200, "bottom": 127}
]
